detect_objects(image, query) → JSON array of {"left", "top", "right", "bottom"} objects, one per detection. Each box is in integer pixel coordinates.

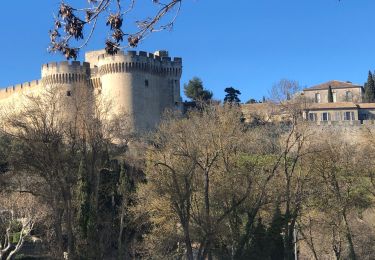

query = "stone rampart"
[{"left": 0, "top": 80, "right": 41, "bottom": 100}]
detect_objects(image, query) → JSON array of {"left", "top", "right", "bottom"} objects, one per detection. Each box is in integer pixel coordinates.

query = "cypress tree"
[
  {"left": 267, "top": 204, "right": 285, "bottom": 260},
  {"left": 246, "top": 217, "right": 268, "bottom": 259},
  {"left": 117, "top": 162, "right": 137, "bottom": 259},
  {"left": 118, "top": 162, "right": 136, "bottom": 200},
  {"left": 364, "top": 71, "right": 375, "bottom": 102},
  {"left": 77, "top": 157, "right": 91, "bottom": 239},
  {"left": 328, "top": 85, "right": 333, "bottom": 103}
]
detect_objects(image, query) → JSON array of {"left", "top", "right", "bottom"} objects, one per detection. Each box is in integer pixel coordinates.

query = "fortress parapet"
[
  {"left": 42, "top": 61, "right": 90, "bottom": 85},
  {"left": 96, "top": 50, "right": 182, "bottom": 77},
  {"left": 0, "top": 80, "right": 41, "bottom": 100},
  {"left": 89, "top": 66, "right": 102, "bottom": 90}
]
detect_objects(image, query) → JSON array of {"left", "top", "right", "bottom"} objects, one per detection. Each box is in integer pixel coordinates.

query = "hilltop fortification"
[{"left": 0, "top": 50, "right": 183, "bottom": 131}]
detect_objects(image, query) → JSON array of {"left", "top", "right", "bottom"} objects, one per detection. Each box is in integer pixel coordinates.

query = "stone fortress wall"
[
  {"left": 0, "top": 80, "right": 44, "bottom": 112},
  {"left": 93, "top": 50, "right": 182, "bottom": 130},
  {"left": 310, "top": 122, "right": 375, "bottom": 145},
  {"left": 0, "top": 50, "right": 182, "bottom": 132}
]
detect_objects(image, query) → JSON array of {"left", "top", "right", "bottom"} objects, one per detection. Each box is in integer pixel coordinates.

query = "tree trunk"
[
  {"left": 204, "top": 170, "right": 212, "bottom": 259},
  {"left": 342, "top": 210, "right": 356, "bottom": 260},
  {"left": 0, "top": 228, "right": 12, "bottom": 260},
  {"left": 118, "top": 210, "right": 126, "bottom": 260},
  {"left": 53, "top": 205, "right": 65, "bottom": 258},
  {"left": 6, "top": 229, "right": 27, "bottom": 260},
  {"left": 65, "top": 196, "right": 76, "bottom": 259},
  {"left": 182, "top": 221, "right": 194, "bottom": 260}
]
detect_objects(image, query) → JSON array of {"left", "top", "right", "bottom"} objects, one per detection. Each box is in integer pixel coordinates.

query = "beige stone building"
[
  {"left": 0, "top": 50, "right": 182, "bottom": 132},
  {"left": 302, "top": 80, "right": 375, "bottom": 125},
  {"left": 241, "top": 80, "right": 375, "bottom": 128},
  {"left": 303, "top": 80, "right": 363, "bottom": 103}
]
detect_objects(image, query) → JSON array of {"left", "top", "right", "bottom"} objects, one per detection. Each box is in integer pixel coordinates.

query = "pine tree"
[
  {"left": 267, "top": 204, "right": 285, "bottom": 260},
  {"left": 364, "top": 71, "right": 375, "bottom": 102},
  {"left": 224, "top": 87, "right": 241, "bottom": 104},
  {"left": 183, "top": 77, "right": 213, "bottom": 101},
  {"left": 328, "top": 85, "right": 334, "bottom": 103}
]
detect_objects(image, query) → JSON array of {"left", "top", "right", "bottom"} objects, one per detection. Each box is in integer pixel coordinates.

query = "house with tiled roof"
[
  {"left": 302, "top": 80, "right": 375, "bottom": 124},
  {"left": 303, "top": 80, "right": 363, "bottom": 103}
]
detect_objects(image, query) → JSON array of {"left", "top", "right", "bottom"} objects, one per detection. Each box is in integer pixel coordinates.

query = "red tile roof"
[
  {"left": 304, "top": 80, "right": 362, "bottom": 91},
  {"left": 307, "top": 102, "right": 358, "bottom": 110}
]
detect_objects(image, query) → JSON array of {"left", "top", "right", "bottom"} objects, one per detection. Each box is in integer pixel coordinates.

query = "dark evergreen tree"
[
  {"left": 245, "top": 217, "right": 268, "bottom": 260},
  {"left": 76, "top": 157, "right": 91, "bottom": 239},
  {"left": 224, "top": 87, "right": 241, "bottom": 104},
  {"left": 267, "top": 204, "right": 285, "bottom": 260},
  {"left": 183, "top": 77, "right": 213, "bottom": 101},
  {"left": 246, "top": 98, "right": 257, "bottom": 104},
  {"left": 328, "top": 85, "right": 334, "bottom": 103},
  {"left": 364, "top": 71, "right": 375, "bottom": 102},
  {"left": 117, "top": 162, "right": 135, "bottom": 259}
]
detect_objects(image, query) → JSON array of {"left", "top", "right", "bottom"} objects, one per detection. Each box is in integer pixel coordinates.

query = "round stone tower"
[
  {"left": 41, "top": 61, "right": 92, "bottom": 123},
  {"left": 96, "top": 50, "right": 182, "bottom": 131}
]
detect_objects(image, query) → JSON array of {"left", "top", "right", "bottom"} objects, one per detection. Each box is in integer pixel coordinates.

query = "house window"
[
  {"left": 343, "top": 111, "right": 355, "bottom": 121},
  {"left": 345, "top": 91, "right": 353, "bottom": 101},
  {"left": 315, "top": 93, "right": 321, "bottom": 103},
  {"left": 333, "top": 92, "right": 337, "bottom": 103},
  {"left": 321, "top": 112, "right": 330, "bottom": 121},
  {"left": 145, "top": 79, "right": 149, "bottom": 87},
  {"left": 308, "top": 113, "right": 317, "bottom": 121},
  {"left": 67, "top": 91, "right": 71, "bottom": 96}
]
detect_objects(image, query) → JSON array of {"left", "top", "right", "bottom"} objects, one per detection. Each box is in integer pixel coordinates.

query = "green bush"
[{"left": 11, "top": 231, "right": 21, "bottom": 243}]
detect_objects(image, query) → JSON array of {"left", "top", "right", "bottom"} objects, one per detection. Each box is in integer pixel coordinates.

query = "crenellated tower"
[
  {"left": 89, "top": 50, "right": 182, "bottom": 131},
  {"left": 41, "top": 61, "right": 92, "bottom": 122}
]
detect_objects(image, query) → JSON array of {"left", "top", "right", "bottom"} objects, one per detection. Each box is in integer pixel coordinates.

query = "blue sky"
[{"left": 0, "top": 0, "right": 374, "bottom": 102}]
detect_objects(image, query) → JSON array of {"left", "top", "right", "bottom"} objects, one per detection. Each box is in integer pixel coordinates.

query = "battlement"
[
  {"left": 0, "top": 80, "right": 41, "bottom": 100},
  {"left": 42, "top": 61, "right": 90, "bottom": 77},
  {"left": 97, "top": 50, "right": 182, "bottom": 64},
  {"left": 41, "top": 61, "right": 91, "bottom": 85},
  {"left": 97, "top": 50, "right": 182, "bottom": 77}
]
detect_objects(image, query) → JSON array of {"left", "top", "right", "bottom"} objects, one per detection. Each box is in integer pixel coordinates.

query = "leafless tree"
[
  {"left": 0, "top": 193, "right": 47, "bottom": 260},
  {"left": 0, "top": 85, "right": 133, "bottom": 258},
  {"left": 49, "top": 0, "right": 182, "bottom": 59},
  {"left": 141, "top": 105, "right": 288, "bottom": 259}
]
